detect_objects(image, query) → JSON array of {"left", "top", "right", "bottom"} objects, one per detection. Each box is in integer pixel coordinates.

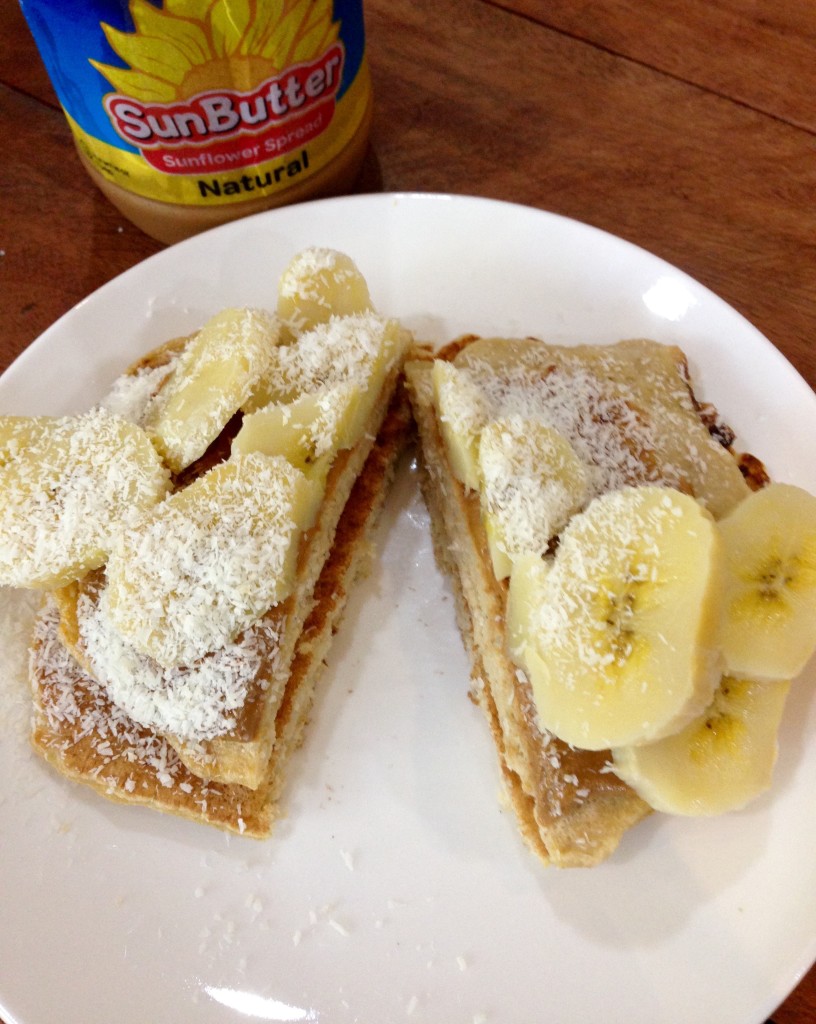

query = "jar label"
[{"left": 22, "top": 0, "right": 370, "bottom": 207}]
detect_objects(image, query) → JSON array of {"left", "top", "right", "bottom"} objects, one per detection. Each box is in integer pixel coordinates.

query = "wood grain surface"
[{"left": 0, "top": 1, "right": 814, "bottom": 1021}]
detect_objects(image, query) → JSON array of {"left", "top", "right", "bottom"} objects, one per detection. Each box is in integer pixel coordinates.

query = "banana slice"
[
  {"left": 144, "top": 307, "right": 279, "bottom": 473},
  {"left": 719, "top": 483, "right": 816, "bottom": 681},
  {"left": 243, "top": 312, "right": 403, "bottom": 415},
  {"left": 105, "top": 452, "right": 321, "bottom": 668},
  {"left": 431, "top": 360, "right": 490, "bottom": 491},
  {"left": 507, "top": 552, "right": 552, "bottom": 658},
  {"left": 0, "top": 415, "right": 51, "bottom": 457},
  {"left": 232, "top": 382, "right": 362, "bottom": 484},
  {"left": 515, "top": 486, "right": 724, "bottom": 750},
  {"left": 277, "top": 248, "right": 373, "bottom": 337},
  {"left": 478, "top": 417, "right": 590, "bottom": 580},
  {"left": 0, "top": 411, "right": 170, "bottom": 588},
  {"left": 611, "top": 675, "right": 790, "bottom": 815}
]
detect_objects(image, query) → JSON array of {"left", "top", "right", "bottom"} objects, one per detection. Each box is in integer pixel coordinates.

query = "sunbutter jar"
[{"left": 21, "top": 0, "right": 372, "bottom": 244}]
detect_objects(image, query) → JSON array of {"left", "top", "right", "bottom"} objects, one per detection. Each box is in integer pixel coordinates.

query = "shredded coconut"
[
  {"left": 78, "top": 592, "right": 284, "bottom": 742},
  {"left": 0, "top": 409, "right": 170, "bottom": 587},
  {"left": 259, "top": 311, "right": 398, "bottom": 402},
  {"left": 104, "top": 453, "right": 313, "bottom": 668},
  {"left": 32, "top": 601, "right": 192, "bottom": 778},
  {"left": 457, "top": 354, "right": 660, "bottom": 498},
  {"left": 453, "top": 338, "right": 748, "bottom": 524},
  {"left": 478, "top": 415, "right": 590, "bottom": 563},
  {"left": 100, "top": 359, "right": 177, "bottom": 425}
]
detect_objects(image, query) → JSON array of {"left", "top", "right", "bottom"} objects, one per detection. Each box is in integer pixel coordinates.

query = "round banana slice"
[
  {"left": 719, "top": 483, "right": 816, "bottom": 682},
  {"left": 0, "top": 411, "right": 170, "bottom": 588},
  {"left": 611, "top": 675, "right": 790, "bottom": 815},
  {"left": 277, "top": 248, "right": 373, "bottom": 336},
  {"left": 478, "top": 417, "right": 590, "bottom": 580},
  {"left": 518, "top": 486, "right": 725, "bottom": 750}
]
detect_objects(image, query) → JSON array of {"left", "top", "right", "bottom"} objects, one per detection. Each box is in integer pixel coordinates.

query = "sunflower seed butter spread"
[{"left": 21, "top": 0, "right": 372, "bottom": 243}]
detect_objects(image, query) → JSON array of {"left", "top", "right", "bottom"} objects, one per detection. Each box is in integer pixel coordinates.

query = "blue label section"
[
  {"left": 20, "top": 0, "right": 366, "bottom": 153},
  {"left": 21, "top": 0, "right": 136, "bottom": 149}
]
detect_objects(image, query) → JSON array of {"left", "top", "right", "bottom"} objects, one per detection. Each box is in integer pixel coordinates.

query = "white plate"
[{"left": 1, "top": 193, "right": 815, "bottom": 1024}]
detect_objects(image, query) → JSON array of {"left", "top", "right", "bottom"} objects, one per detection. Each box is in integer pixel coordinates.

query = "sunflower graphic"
[{"left": 90, "top": 0, "right": 341, "bottom": 103}]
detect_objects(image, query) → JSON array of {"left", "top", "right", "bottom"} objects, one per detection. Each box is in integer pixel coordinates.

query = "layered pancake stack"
[
  {"left": 406, "top": 336, "right": 815, "bottom": 865},
  {"left": 2, "top": 249, "right": 412, "bottom": 836}
]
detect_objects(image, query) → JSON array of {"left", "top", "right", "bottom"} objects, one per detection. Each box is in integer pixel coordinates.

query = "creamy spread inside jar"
[{"left": 21, "top": 0, "right": 372, "bottom": 243}]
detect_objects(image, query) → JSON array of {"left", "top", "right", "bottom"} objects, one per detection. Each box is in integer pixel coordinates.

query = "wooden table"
[{"left": 1, "top": 2, "right": 814, "bottom": 1021}]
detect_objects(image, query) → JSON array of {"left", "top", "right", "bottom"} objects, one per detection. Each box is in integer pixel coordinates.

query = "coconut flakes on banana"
[
  {"left": 11, "top": 247, "right": 412, "bottom": 834},
  {"left": 410, "top": 333, "right": 816, "bottom": 857}
]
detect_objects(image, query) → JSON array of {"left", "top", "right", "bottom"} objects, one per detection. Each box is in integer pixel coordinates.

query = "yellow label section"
[{"left": 67, "top": 66, "right": 371, "bottom": 207}]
